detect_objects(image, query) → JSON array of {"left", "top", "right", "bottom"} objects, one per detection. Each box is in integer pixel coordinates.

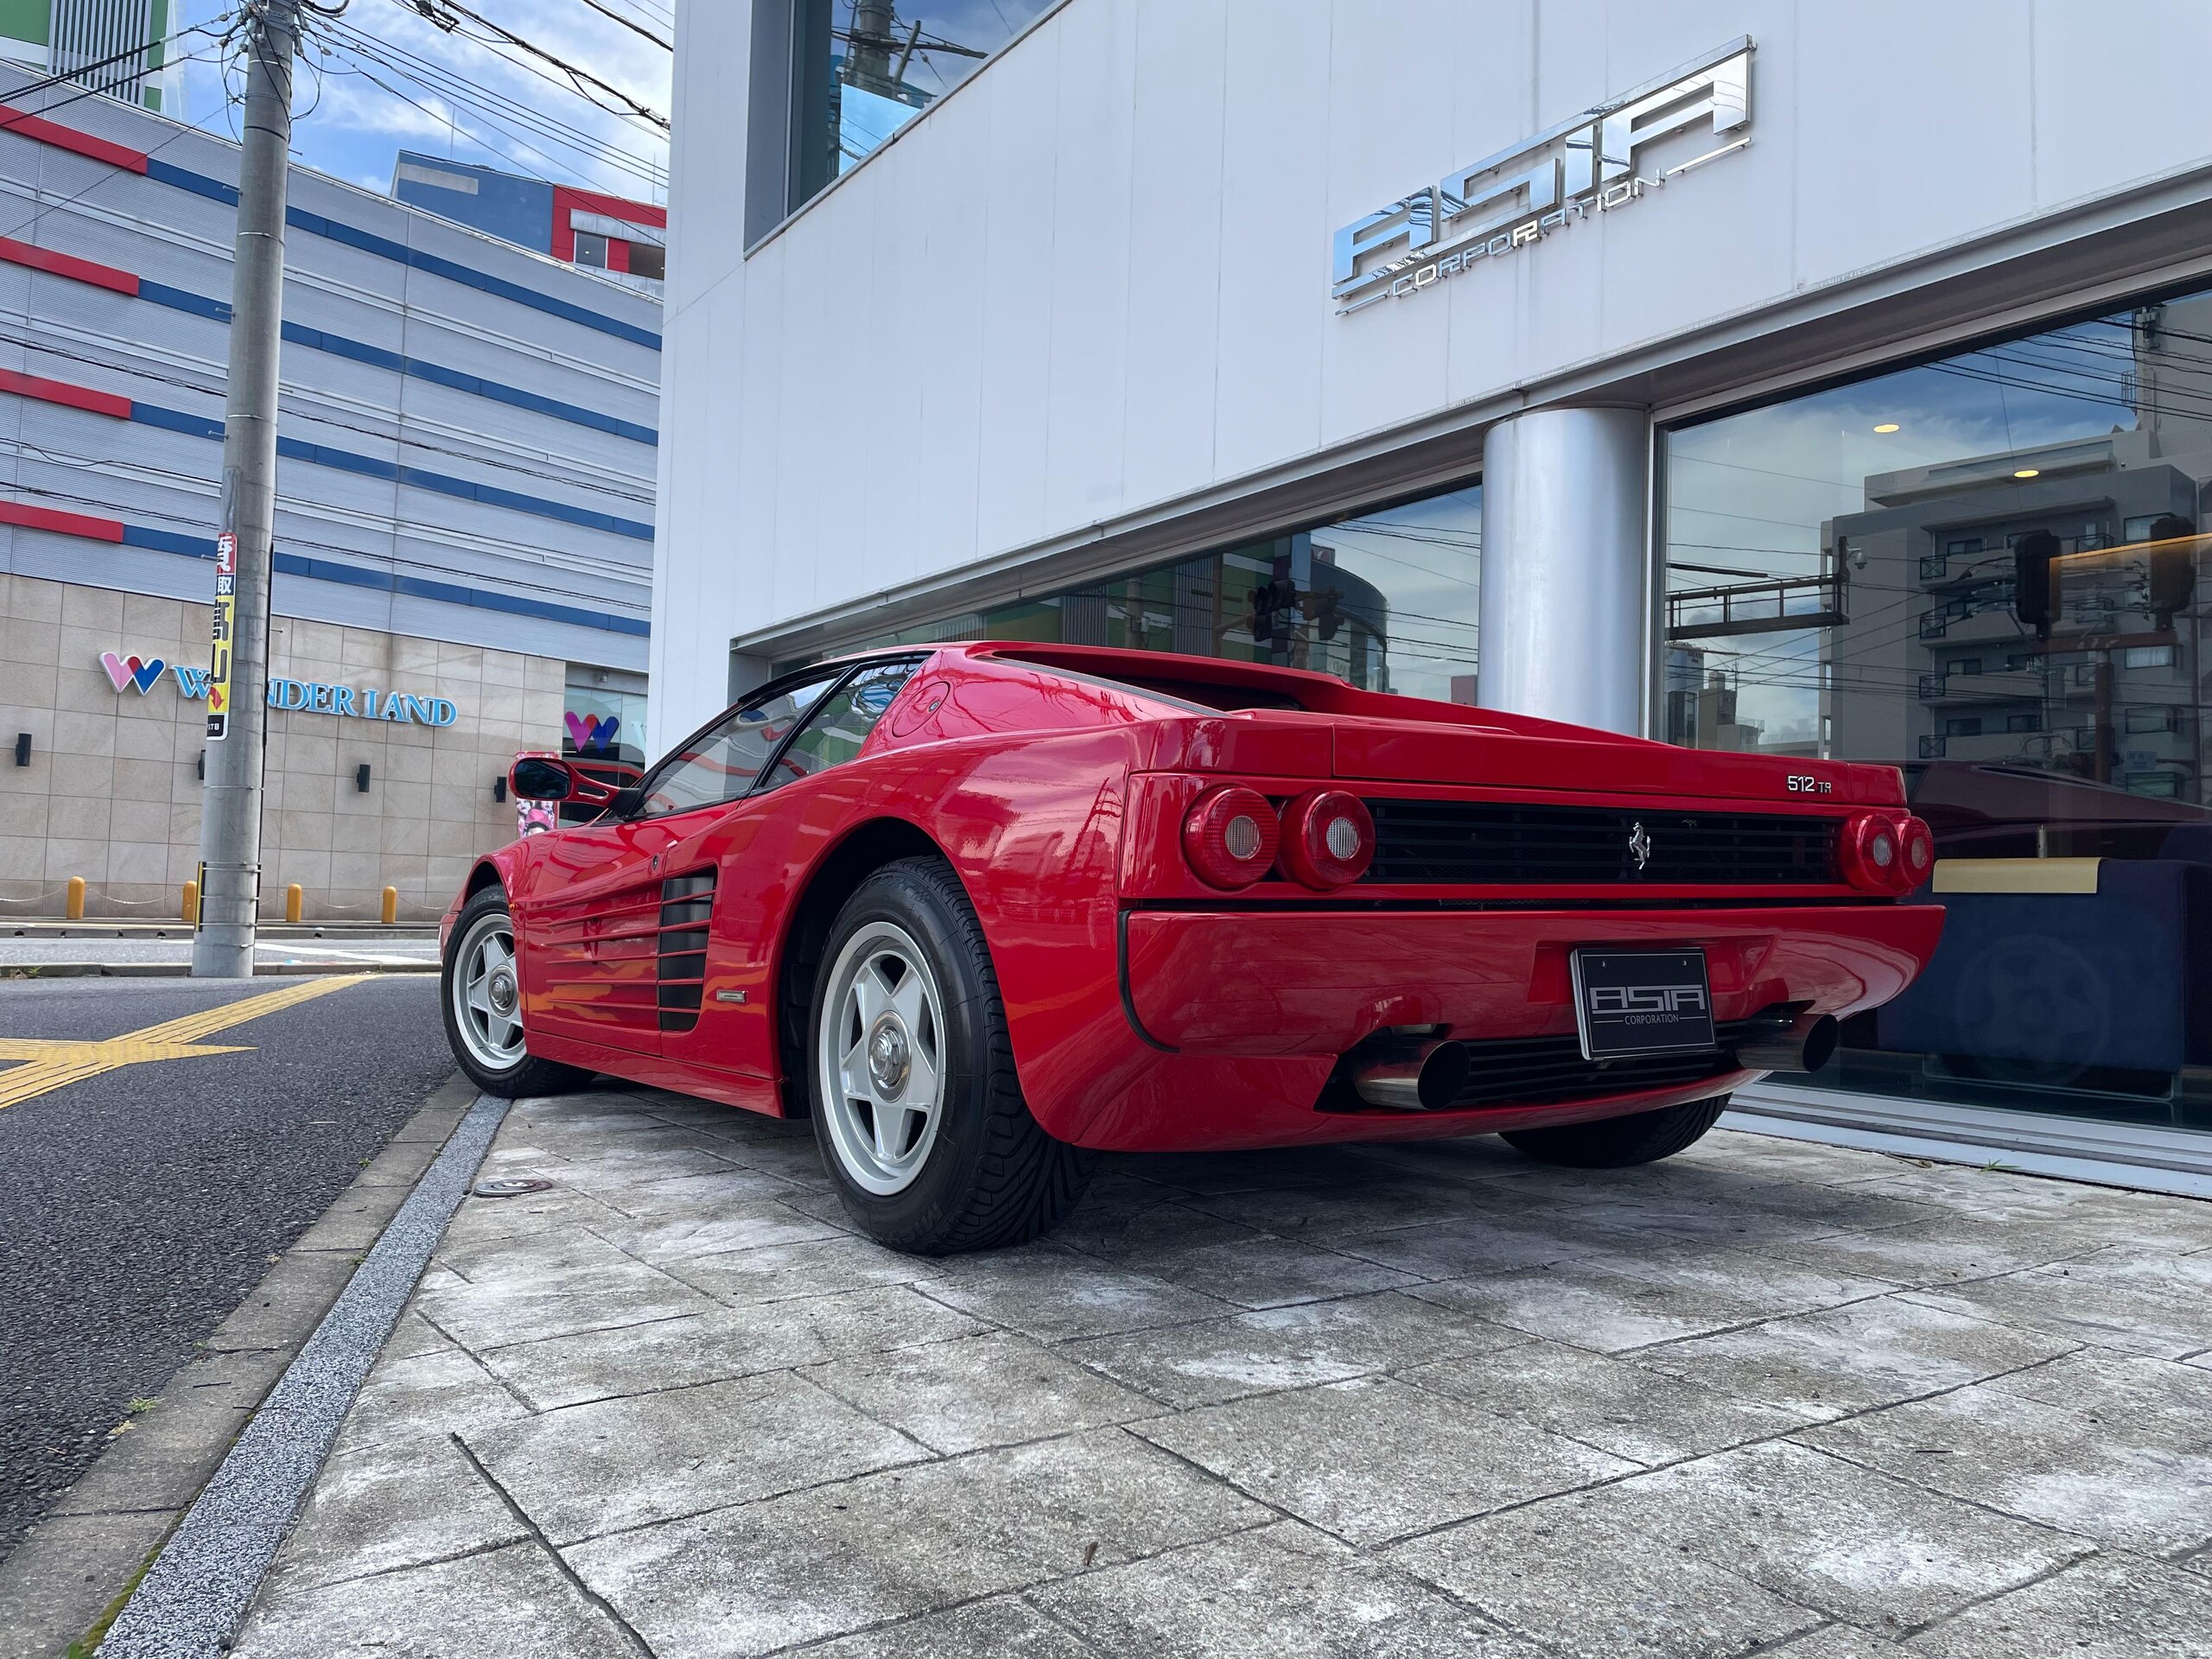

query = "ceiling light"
[
  {"left": 2013, "top": 467, "right": 2041, "bottom": 479},
  {"left": 1873, "top": 423, "right": 1899, "bottom": 434}
]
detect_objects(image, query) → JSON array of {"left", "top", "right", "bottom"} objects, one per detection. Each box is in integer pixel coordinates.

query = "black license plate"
[{"left": 1573, "top": 949, "right": 1718, "bottom": 1060}]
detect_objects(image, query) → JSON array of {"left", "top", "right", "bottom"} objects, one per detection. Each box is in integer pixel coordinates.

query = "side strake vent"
[{"left": 658, "top": 869, "right": 715, "bottom": 1033}]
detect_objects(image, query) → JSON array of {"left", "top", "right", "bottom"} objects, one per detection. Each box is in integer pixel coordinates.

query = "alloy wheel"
[
  {"left": 818, "top": 920, "right": 947, "bottom": 1196},
  {"left": 453, "top": 912, "right": 526, "bottom": 1071}
]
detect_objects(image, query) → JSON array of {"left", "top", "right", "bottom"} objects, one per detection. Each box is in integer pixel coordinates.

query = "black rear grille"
[
  {"left": 658, "top": 869, "right": 715, "bottom": 1033},
  {"left": 1364, "top": 798, "right": 1838, "bottom": 886},
  {"left": 1443, "top": 1018, "right": 1762, "bottom": 1110}
]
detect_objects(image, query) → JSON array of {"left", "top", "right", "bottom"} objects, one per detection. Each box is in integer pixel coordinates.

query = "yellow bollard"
[
  {"left": 381, "top": 886, "right": 398, "bottom": 925},
  {"left": 286, "top": 883, "right": 303, "bottom": 924},
  {"left": 65, "top": 874, "right": 86, "bottom": 921},
  {"left": 182, "top": 879, "right": 199, "bottom": 924}
]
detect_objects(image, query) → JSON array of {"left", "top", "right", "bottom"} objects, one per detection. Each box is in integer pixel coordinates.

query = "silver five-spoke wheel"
[
  {"left": 818, "top": 920, "right": 946, "bottom": 1196},
  {"left": 452, "top": 911, "right": 525, "bottom": 1071}
]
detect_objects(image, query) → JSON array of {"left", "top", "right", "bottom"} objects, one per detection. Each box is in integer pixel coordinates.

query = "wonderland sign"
[
  {"left": 1332, "top": 38, "right": 1752, "bottom": 313},
  {"left": 99, "top": 652, "right": 458, "bottom": 727}
]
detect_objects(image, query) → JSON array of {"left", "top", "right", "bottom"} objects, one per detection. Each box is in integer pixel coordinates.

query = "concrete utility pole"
[{"left": 193, "top": 0, "right": 299, "bottom": 979}]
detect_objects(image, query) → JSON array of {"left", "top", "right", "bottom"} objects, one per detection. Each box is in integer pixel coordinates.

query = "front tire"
[
  {"left": 810, "top": 858, "right": 1093, "bottom": 1254},
  {"left": 442, "top": 887, "right": 590, "bottom": 1097},
  {"left": 1501, "top": 1093, "right": 1731, "bottom": 1169}
]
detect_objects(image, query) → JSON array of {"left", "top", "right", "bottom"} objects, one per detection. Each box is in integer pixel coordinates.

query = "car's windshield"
[{"left": 637, "top": 675, "right": 836, "bottom": 817}]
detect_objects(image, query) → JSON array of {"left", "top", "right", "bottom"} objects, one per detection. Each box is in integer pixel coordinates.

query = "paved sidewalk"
[
  {"left": 230, "top": 1090, "right": 2212, "bottom": 1658},
  {"left": 0, "top": 937, "right": 437, "bottom": 973}
]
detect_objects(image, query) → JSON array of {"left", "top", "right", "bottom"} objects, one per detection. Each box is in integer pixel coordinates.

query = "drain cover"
[{"left": 471, "top": 1178, "right": 555, "bottom": 1198}]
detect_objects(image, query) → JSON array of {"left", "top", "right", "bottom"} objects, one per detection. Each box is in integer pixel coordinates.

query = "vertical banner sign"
[{"left": 207, "top": 530, "right": 237, "bottom": 741}]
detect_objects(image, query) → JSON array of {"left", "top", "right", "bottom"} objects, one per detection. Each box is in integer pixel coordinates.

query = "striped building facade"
[{"left": 0, "top": 66, "right": 661, "bottom": 920}]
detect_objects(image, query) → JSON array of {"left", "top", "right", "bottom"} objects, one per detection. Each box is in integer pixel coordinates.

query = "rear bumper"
[{"left": 1121, "top": 902, "right": 1942, "bottom": 1054}]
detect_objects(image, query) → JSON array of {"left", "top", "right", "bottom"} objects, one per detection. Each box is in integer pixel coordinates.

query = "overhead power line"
[
  {"left": 567, "top": 0, "right": 670, "bottom": 52},
  {"left": 394, "top": 0, "right": 670, "bottom": 129}
]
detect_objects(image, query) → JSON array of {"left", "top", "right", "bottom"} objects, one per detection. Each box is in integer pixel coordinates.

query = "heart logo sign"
[
  {"left": 565, "top": 712, "right": 619, "bottom": 751},
  {"left": 99, "top": 652, "right": 168, "bottom": 695}
]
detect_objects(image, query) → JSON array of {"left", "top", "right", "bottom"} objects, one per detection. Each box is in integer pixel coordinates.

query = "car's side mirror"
[{"left": 509, "top": 754, "right": 621, "bottom": 808}]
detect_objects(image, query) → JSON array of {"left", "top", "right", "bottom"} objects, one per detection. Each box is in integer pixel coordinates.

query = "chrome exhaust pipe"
[
  {"left": 1350, "top": 1038, "right": 1471, "bottom": 1111},
  {"left": 1732, "top": 1011, "right": 1839, "bottom": 1075}
]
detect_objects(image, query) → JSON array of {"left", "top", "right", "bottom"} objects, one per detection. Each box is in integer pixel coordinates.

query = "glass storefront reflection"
[
  {"left": 836, "top": 484, "right": 1483, "bottom": 705},
  {"left": 792, "top": 1, "right": 1055, "bottom": 207},
  {"left": 1664, "top": 289, "right": 2212, "bottom": 1130}
]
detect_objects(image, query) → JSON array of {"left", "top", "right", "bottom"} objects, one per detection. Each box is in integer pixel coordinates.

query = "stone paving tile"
[
  {"left": 1389, "top": 1491, "right": 1826, "bottom": 1659},
  {"left": 1801, "top": 1363, "right": 2212, "bottom": 1555},
  {"left": 1064, "top": 1290, "right": 1523, "bottom": 1409},
  {"left": 1401, "top": 1338, "right": 1806, "bottom": 1465},
  {"left": 413, "top": 1257, "right": 721, "bottom": 1350},
  {"left": 1135, "top": 1373, "right": 1636, "bottom": 1544},
  {"left": 1906, "top": 1553, "right": 2212, "bottom": 1657},
  {"left": 336, "top": 1344, "right": 532, "bottom": 1452},
  {"left": 466, "top": 1369, "right": 931, "bottom": 1544},
  {"left": 587, "top": 1194, "right": 849, "bottom": 1262},
  {"left": 1898, "top": 1246, "right": 2212, "bottom": 1360},
  {"left": 807, "top": 1329, "right": 1163, "bottom": 1453},
  {"left": 1631, "top": 1294, "right": 2080, "bottom": 1421},
  {"left": 232, "top": 1541, "right": 639, "bottom": 1659},
  {"left": 1760, "top": 1211, "right": 2108, "bottom": 1288},
  {"left": 663, "top": 1232, "right": 938, "bottom": 1305},
  {"left": 565, "top": 1428, "right": 1270, "bottom": 1659},
  {"left": 1330, "top": 1210, "right": 1637, "bottom": 1277},
  {"left": 225, "top": 1090, "right": 2212, "bottom": 1659},
  {"left": 1411, "top": 1249, "right": 1894, "bottom": 1354},
  {"left": 254, "top": 1431, "right": 524, "bottom": 1590},
  {"left": 1764, "top": 1627, "right": 1912, "bottom": 1657},
  {"left": 1589, "top": 1440, "right": 2093, "bottom": 1630},
  {"left": 1121, "top": 1232, "right": 1422, "bottom": 1308},
  {"left": 1180, "top": 1173, "right": 1524, "bottom": 1241},
  {"left": 1033, "top": 1517, "right": 1547, "bottom": 1657},
  {"left": 912, "top": 1245, "right": 1232, "bottom": 1341},
  {"left": 797, "top": 1595, "right": 1101, "bottom": 1658},
  {"left": 475, "top": 1285, "right": 984, "bottom": 1409}
]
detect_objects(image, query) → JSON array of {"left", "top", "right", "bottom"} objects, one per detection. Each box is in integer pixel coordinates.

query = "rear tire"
[
  {"left": 1501, "top": 1093, "right": 1731, "bottom": 1169},
  {"left": 442, "top": 887, "right": 592, "bottom": 1097},
  {"left": 810, "top": 857, "right": 1093, "bottom": 1254}
]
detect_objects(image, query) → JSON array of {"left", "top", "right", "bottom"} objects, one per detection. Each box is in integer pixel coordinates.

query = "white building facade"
[{"left": 653, "top": 1, "right": 2212, "bottom": 1179}]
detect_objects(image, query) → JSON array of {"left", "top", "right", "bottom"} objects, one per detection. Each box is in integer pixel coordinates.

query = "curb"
[
  {"left": 0, "top": 1075, "right": 480, "bottom": 1659},
  {"left": 96, "top": 1091, "right": 509, "bottom": 1659},
  {"left": 3, "top": 962, "right": 438, "bottom": 980}
]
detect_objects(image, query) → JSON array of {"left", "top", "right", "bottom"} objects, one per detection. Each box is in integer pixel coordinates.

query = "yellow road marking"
[{"left": 0, "top": 974, "right": 371, "bottom": 1110}]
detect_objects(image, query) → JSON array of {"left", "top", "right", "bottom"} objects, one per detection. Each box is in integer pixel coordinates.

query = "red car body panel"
[{"left": 447, "top": 644, "right": 1944, "bottom": 1151}]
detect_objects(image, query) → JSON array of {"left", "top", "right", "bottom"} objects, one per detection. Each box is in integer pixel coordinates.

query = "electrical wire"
[
  {"left": 564, "top": 0, "right": 670, "bottom": 52},
  {"left": 391, "top": 0, "right": 668, "bottom": 130}
]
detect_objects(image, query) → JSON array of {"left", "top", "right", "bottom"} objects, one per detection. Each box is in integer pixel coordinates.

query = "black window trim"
[
  {"left": 630, "top": 652, "right": 931, "bottom": 820},
  {"left": 751, "top": 653, "right": 932, "bottom": 796}
]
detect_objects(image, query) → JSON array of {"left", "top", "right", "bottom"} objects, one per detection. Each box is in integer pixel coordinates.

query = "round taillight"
[
  {"left": 1839, "top": 813, "right": 1917, "bottom": 893},
  {"left": 1279, "top": 789, "right": 1376, "bottom": 888},
  {"left": 1899, "top": 816, "right": 1936, "bottom": 887},
  {"left": 1182, "top": 785, "right": 1281, "bottom": 889}
]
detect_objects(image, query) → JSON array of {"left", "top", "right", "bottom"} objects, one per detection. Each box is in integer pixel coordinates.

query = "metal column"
[{"left": 1476, "top": 406, "right": 1650, "bottom": 735}]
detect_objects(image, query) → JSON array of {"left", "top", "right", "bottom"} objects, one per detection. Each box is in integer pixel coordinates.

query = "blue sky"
[{"left": 170, "top": 0, "right": 672, "bottom": 207}]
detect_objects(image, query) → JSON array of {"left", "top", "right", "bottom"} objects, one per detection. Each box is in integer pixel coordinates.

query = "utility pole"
[{"left": 193, "top": 0, "right": 299, "bottom": 979}]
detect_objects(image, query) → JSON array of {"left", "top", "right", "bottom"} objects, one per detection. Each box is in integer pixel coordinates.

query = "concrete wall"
[
  {"left": 0, "top": 574, "right": 562, "bottom": 920},
  {"left": 652, "top": 0, "right": 2212, "bottom": 742}
]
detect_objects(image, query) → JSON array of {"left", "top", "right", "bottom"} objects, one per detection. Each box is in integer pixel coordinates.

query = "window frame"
[{"left": 626, "top": 653, "right": 928, "bottom": 820}]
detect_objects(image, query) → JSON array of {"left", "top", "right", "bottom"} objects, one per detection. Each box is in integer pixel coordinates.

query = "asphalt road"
[{"left": 0, "top": 974, "right": 456, "bottom": 1566}]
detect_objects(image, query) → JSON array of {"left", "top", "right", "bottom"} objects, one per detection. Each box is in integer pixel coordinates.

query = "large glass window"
[
  {"left": 1663, "top": 288, "right": 2212, "bottom": 1131},
  {"left": 791, "top": 1, "right": 1055, "bottom": 209},
  {"left": 832, "top": 483, "right": 1484, "bottom": 704}
]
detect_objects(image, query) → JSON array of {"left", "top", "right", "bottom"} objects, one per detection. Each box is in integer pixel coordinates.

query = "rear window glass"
[{"left": 1106, "top": 676, "right": 1306, "bottom": 712}]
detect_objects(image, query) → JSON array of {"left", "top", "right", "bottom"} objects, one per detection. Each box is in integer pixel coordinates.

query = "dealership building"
[
  {"left": 0, "top": 67, "right": 660, "bottom": 922},
  {"left": 652, "top": 3, "right": 2212, "bottom": 1182}
]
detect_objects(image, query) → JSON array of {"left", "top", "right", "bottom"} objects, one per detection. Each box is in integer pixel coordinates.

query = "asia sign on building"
[{"left": 1332, "top": 39, "right": 1752, "bottom": 314}]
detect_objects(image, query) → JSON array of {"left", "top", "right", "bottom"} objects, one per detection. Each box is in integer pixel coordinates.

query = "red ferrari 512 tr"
[{"left": 441, "top": 644, "right": 1942, "bottom": 1254}]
